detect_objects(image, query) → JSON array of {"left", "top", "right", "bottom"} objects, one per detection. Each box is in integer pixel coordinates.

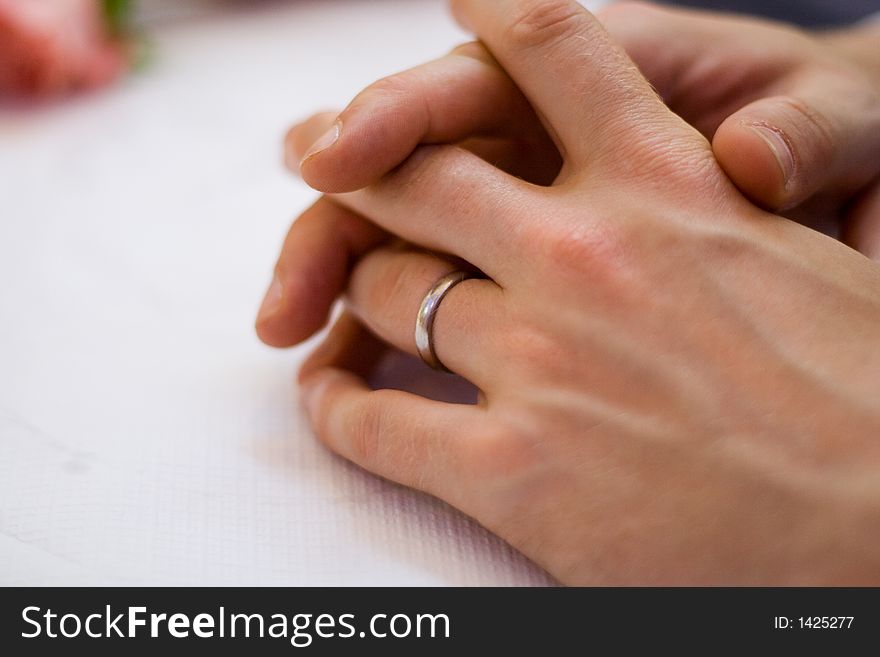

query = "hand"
[
  {"left": 257, "top": 40, "right": 560, "bottom": 347},
  {"left": 256, "top": 2, "right": 880, "bottom": 347},
  {"left": 274, "top": 0, "right": 880, "bottom": 584},
  {"left": 597, "top": 1, "right": 880, "bottom": 242}
]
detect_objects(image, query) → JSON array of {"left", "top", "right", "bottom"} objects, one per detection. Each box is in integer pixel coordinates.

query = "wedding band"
[{"left": 415, "top": 270, "right": 476, "bottom": 372}]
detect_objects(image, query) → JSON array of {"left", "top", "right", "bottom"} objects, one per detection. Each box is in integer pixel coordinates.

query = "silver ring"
[{"left": 415, "top": 270, "right": 476, "bottom": 372}]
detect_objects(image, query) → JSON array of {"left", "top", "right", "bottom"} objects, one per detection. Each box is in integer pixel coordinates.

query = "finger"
[
  {"left": 331, "top": 145, "right": 535, "bottom": 282},
  {"left": 596, "top": 2, "right": 794, "bottom": 137},
  {"left": 284, "top": 111, "right": 339, "bottom": 173},
  {"left": 287, "top": 42, "right": 556, "bottom": 192},
  {"left": 298, "top": 311, "right": 391, "bottom": 383},
  {"left": 844, "top": 182, "right": 880, "bottom": 261},
  {"left": 300, "top": 365, "right": 487, "bottom": 504},
  {"left": 713, "top": 80, "right": 880, "bottom": 211},
  {"left": 288, "top": 110, "right": 561, "bottom": 187},
  {"left": 596, "top": 2, "right": 880, "bottom": 213},
  {"left": 450, "top": 0, "right": 682, "bottom": 169},
  {"left": 346, "top": 247, "right": 505, "bottom": 384},
  {"left": 256, "top": 197, "right": 388, "bottom": 348}
]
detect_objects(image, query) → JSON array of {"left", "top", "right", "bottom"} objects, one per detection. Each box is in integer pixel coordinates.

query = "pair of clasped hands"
[{"left": 256, "top": 1, "right": 880, "bottom": 584}]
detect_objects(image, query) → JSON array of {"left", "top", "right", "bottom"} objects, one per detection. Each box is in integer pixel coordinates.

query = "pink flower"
[{"left": 0, "top": 0, "right": 126, "bottom": 96}]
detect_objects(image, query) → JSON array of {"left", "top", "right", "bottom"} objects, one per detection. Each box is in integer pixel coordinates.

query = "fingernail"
[
  {"left": 301, "top": 120, "right": 341, "bottom": 164},
  {"left": 299, "top": 381, "right": 318, "bottom": 425},
  {"left": 257, "top": 275, "right": 284, "bottom": 324},
  {"left": 284, "top": 142, "right": 302, "bottom": 176},
  {"left": 749, "top": 123, "right": 794, "bottom": 189},
  {"left": 299, "top": 373, "right": 330, "bottom": 427}
]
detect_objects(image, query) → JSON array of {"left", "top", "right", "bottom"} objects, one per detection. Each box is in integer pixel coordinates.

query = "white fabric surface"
[{"left": 0, "top": 0, "right": 576, "bottom": 586}]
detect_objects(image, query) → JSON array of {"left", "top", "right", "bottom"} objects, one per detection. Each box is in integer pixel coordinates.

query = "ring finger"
[{"left": 346, "top": 247, "right": 507, "bottom": 388}]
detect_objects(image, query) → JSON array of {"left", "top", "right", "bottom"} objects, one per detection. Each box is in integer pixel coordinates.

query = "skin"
[
  {"left": 257, "top": 2, "right": 880, "bottom": 349},
  {"left": 259, "top": 1, "right": 880, "bottom": 584}
]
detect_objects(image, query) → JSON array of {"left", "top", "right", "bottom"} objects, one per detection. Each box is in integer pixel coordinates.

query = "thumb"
[{"left": 712, "top": 81, "right": 880, "bottom": 212}]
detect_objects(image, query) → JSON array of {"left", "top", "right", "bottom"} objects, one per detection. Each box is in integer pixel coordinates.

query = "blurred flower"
[{"left": 0, "top": 0, "right": 130, "bottom": 96}]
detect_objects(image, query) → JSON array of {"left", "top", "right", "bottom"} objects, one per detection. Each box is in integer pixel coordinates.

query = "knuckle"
[
  {"left": 346, "top": 399, "right": 384, "bottom": 465},
  {"left": 368, "top": 258, "right": 419, "bottom": 327},
  {"left": 349, "top": 74, "right": 416, "bottom": 118},
  {"left": 363, "top": 73, "right": 411, "bottom": 100},
  {"left": 506, "top": 323, "right": 569, "bottom": 376},
  {"left": 502, "top": 0, "right": 585, "bottom": 53},
  {"left": 386, "top": 259, "right": 415, "bottom": 310},
  {"left": 530, "top": 216, "right": 630, "bottom": 282},
  {"left": 776, "top": 96, "right": 836, "bottom": 161},
  {"left": 465, "top": 423, "right": 543, "bottom": 481},
  {"left": 379, "top": 145, "right": 475, "bottom": 205},
  {"left": 642, "top": 141, "right": 727, "bottom": 196}
]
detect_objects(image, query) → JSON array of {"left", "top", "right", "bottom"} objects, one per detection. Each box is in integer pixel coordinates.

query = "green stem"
[{"left": 103, "top": 0, "right": 134, "bottom": 35}]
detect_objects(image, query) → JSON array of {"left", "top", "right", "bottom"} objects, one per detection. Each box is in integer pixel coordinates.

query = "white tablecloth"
[{"left": 0, "top": 0, "right": 570, "bottom": 586}]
